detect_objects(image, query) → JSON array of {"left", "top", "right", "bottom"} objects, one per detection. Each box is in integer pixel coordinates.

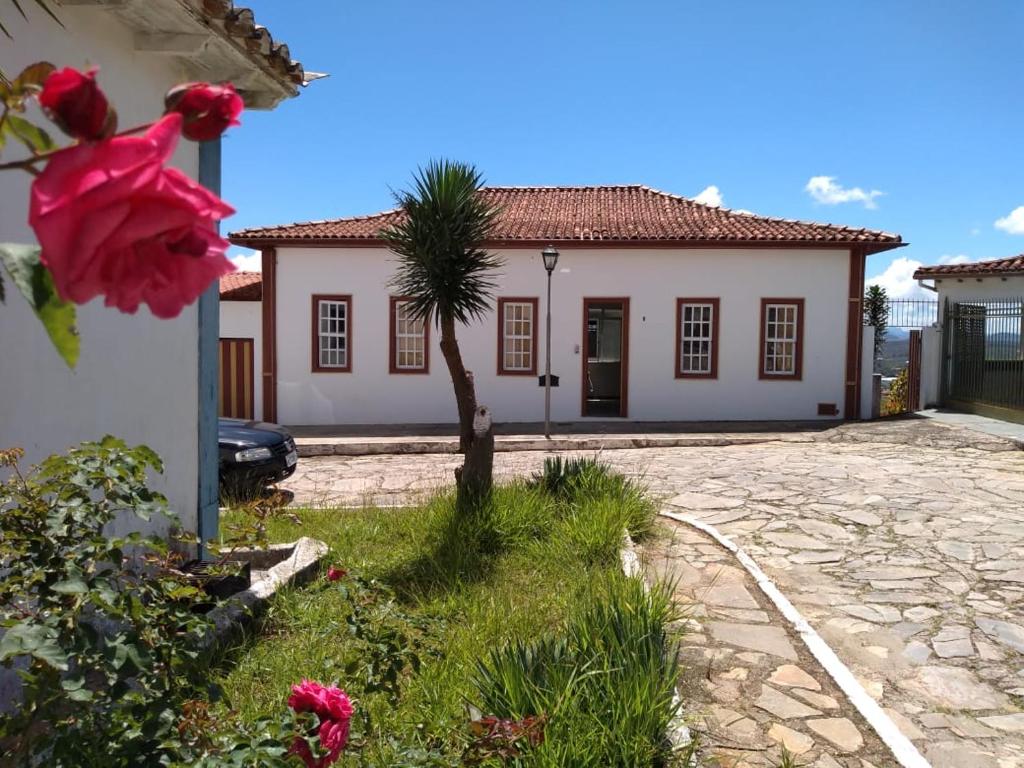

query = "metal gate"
[
  {"left": 943, "top": 298, "right": 1024, "bottom": 420},
  {"left": 906, "top": 329, "right": 922, "bottom": 412},
  {"left": 218, "top": 337, "right": 255, "bottom": 420}
]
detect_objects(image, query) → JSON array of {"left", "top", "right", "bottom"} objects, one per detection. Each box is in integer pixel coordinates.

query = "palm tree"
[{"left": 382, "top": 160, "right": 502, "bottom": 507}]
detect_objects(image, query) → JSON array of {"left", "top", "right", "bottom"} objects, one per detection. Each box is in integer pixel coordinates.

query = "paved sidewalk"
[
  {"left": 919, "top": 408, "right": 1024, "bottom": 448},
  {"left": 289, "top": 420, "right": 828, "bottom": 456},
  {"left": 641, "top": 519, "right": 894, "bottom": 767}
]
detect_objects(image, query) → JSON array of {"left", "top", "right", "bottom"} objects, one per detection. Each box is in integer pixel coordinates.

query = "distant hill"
[{"left": 876, "top": 335, "right": 909, "bottom": 377}]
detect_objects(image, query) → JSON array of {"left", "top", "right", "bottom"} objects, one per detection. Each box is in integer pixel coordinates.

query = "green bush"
[
  {"left": 0, "top": 440, "right": 298, "bottom": 767},
  {"left": 472, "top": 575, "right": 681, "bottom": 767}
]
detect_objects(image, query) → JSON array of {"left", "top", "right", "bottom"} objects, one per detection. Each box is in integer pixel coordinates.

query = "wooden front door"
[
  {"left": 219, "top": 338, "right": 255, "bottom": 420},
  {"left": 581, "top": 298, "right": 630, "bottom": 417}
]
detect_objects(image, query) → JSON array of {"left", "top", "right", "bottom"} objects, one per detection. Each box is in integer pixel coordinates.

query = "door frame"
[{"left": 581, "top": 297, "right": 630, "bottom": 418}]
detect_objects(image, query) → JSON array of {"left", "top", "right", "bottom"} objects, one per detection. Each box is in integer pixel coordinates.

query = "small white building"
[
  {"left": 0, "top": 0, "right": 312, "bottom": 539},
  {"left": 228, "top": 185, "right": 903, "bottom": 426},
  {"left": 913, "top": 255, "right": 1024, "bottom": 418},
  {"left": 914, "top": 255, "right": 1024, "bottom": 304}
]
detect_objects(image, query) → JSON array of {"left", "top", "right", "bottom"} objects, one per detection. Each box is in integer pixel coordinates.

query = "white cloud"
[
  {"left": 994, "top": 206, "right": 1024, "bottom": 234},
  {"left": 866, "top": 257, "right": 927, "bottom": 299},
  {"left": 866, "top": 254, "right": 977, "bottom": 299},
  {"left": 229, "top": 249, "right": 262, "bottom": 272},
  {"left": 938, "top": 254, "right": 972, "bottom": 266},
  {"left": 693, "top": 185, "right": 723, "bottom": 207},
  {"left": 805, "top": 176, "right": 883, "bottom": 209}
]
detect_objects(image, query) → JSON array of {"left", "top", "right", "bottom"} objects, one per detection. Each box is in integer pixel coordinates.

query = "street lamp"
[{"left": 542, "top": 245, "right": 559, "bottom": 438}]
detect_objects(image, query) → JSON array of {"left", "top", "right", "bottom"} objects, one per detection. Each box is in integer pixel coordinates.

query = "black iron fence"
[
  {"left": 944, "top": 298, "right": 1024, "bottom": 413},
  {"left": 880, "top": 299, "right": 940, "bottom": 329}
]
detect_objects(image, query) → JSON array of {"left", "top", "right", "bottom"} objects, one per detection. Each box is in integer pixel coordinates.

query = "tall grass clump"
[
  {"left": 472, "top": 575, "right": 682, "bottom": 767},
  {"left": 534, "top": 456, "right": 657, "bottom": 540}
]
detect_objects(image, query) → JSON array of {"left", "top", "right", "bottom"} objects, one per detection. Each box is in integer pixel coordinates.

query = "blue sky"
[{"left": 223, "top": 1, "right": 1023, "bottom": 298}]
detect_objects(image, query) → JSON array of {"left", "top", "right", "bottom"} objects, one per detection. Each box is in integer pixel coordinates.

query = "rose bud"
[
  {"left": 165, "top": 82, "right": 243, "bottom": 142},
  {"left": 38, "top": 67, "right": 116, "bottom": 142}
]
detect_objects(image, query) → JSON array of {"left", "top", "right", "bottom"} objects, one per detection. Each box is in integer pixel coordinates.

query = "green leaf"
[
  {"left": 5, "top": 112, "right": 56, "bottom": 154},
  {"left": 52, "top": 577, "right": 87, "bottom": 594},
  {"left": 0, "top": 621, "right": 68, "bottom": 670},
  {"left": 0, "top": 243, "right": 79, "bottom": 367},
  {"left": 12, "top": 61, "right": 54, "bottom": 95}
]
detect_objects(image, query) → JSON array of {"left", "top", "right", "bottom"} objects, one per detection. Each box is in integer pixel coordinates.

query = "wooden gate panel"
[{"left": 218, "top": 338, "right": 254, "bottom": 420}]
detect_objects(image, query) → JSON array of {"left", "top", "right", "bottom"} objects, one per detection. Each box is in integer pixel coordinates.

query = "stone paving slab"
[
  {"left": 280, "top": 418, "right": 1024, "bottom": 766},
  {"left": 641, "top": 520, "right": 893, "bottom": 767}
]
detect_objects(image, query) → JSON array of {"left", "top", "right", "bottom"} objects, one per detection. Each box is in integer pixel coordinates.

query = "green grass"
[{"left": 214, "top": 463, "right": 677, "bottom": 765}]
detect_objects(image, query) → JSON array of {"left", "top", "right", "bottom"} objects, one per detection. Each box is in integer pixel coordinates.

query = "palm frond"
[
  {"left": 382, "top": 159, "right": 503, "bottom": 327},
  {"left": 1, "top": 0, "right": 62, "bottom": 38}
]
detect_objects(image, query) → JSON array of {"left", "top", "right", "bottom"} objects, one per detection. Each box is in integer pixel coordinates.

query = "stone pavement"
[
  {"left": 281, "top": 418, "right": 1024, "bottom": 766},
  {"left": 642, "top": 519, "right": 894, "bottom": 767}
]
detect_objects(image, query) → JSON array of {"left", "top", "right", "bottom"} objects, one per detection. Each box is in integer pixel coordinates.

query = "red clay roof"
[
  {"left": 229, "top": 185, "right": 903, "bottom": 252},
  {"left": 219, "top": 271, "right": 262, "bottom": 301},
  {"left": 914, "top": 255, "right": 1024, "bottom": 279}
]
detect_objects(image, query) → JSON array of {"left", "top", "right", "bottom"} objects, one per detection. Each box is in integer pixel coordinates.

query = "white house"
[
  {"left": 913, "top": 255, "right": 1024, "bottom": 417},
  {"left": 228, "top": 185, "right": 903, "bottom": 427},
  {"left": 914, "top": 254, "right": 1024, "bottom": 304},
  {"left": 0, "top": 0, "right": 312, "bottom": 540}
]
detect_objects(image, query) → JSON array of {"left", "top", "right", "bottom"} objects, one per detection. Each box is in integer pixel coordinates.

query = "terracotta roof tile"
[
  {"left": 219, "top": 270, "right": 262, "bottom": 300},
  {"left": 202, "top": 0, "right": 321, "bottom": 91},
  {"left": 914, "top": 255, "right": 1024, "bottom": 279},
  {"left": 229, "top": 185, "right": 903, "bottom": 252}
]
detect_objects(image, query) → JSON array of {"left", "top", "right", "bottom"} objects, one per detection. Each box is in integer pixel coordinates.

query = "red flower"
[
  {"left": 28, "top": 113, "right": 235, "bottom": 318},
  {"left": 165, "top": 82, "right": 243, "bottom": 142},
  {"left": 327, "top": 566, "right": 346, "bottom": 582},
  {"left": 38, "top": 67, "right": 115, "bottom": 142},
  {"left": 287, "top": 680, "right": 353, "bottom": 768}
]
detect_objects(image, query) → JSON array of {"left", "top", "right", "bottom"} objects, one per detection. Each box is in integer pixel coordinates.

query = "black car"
[{"left": 218, "top": 418, "right": 298, "bottom": 496}]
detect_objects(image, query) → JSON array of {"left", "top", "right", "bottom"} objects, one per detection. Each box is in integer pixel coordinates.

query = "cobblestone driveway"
[{"left": 283, "top": 419, "right": 1024, "bottom": 767}]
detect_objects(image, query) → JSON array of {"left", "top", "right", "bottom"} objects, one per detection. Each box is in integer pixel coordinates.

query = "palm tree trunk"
[
  {"left": 439, "top": 312, "right": 477, "bottom": 451},
  {"left": 438, "top": 311, "right": 493, "bottom": 509}
]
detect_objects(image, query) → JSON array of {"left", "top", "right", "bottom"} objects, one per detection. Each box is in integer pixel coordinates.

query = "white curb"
[
  {"left": 621, "top": 533, "right": 695, "bottom": 762},
  {"left": 660, "top": 510, "right": 932, "bottom": 768}
]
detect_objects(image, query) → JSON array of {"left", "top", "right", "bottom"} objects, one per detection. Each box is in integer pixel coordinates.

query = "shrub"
[
  {"left": 882, "top": 367, "right": 909, "bottom": 416},
  {"left": 0, "top": 439, "right": 310, "bottom": 767}
]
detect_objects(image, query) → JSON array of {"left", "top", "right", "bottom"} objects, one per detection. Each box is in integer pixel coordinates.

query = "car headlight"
[{"left": 235, "top": 447, "right": 273, "bottom": 462}]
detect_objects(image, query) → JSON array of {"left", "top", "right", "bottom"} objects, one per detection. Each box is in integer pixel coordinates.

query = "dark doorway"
[{"left": 582, "top": 298, "right": 629, "bottom": 417}]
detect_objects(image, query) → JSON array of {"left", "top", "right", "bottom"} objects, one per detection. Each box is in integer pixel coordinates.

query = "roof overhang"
[
  {"left": 59, "top": 0, "right": 323, "bottom": 109},
  {"left": 228, "top": 236, "right": 907, "bottom": 255},
  {"left": 913, "top": 269, "right": 1024, "bottom": 280}
]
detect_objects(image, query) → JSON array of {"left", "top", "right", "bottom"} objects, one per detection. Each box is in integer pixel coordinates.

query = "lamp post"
[{"left": 542, "top": 245, "right": 559, "bottom": 439}]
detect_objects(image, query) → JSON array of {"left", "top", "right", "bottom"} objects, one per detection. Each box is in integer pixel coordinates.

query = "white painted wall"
[
  {"left": 0, "top": 5, "right": 204, "bottom": 535},
  {"left": 220, "top": 301, "right": 263, "bottom": 421},
  {"left": 933, "top": 275, "right": 1024, "bottom": 303},
  {"left": 920, "top": 326, "right": 943, "bottom": 408},
  {"left": 273, "top": 246, "right": 853, "bottom": 425}
]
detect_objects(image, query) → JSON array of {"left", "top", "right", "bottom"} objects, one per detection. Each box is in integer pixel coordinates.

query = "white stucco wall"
[
  {"left": 219, "top": 300, "right": 263, "bottom": 420},
  {"left": 272, "top": 246, "right": 854, "bottom": 425},
  {"left": 0, "top": 5, "right": 204, "bottom": 534},
  {"left": 933, "top": 275, "right": 1024, "bottom": 303}
]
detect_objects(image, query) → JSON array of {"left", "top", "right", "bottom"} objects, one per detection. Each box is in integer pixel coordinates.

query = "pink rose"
[
  {"left": 38, "top": 67, "right": 115, "bottom": 141},
  {"left": 165, "top": 82, "right": 243, "bottom": 142},
  {"left": 28, "top": 113, "right": 235, "bottom": 318},
  {"left": 287, "top": 680, "right": 353, "bottom": 767},
  {"left": 327, "top": 566, "right": 346, "bottom": 582}
]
